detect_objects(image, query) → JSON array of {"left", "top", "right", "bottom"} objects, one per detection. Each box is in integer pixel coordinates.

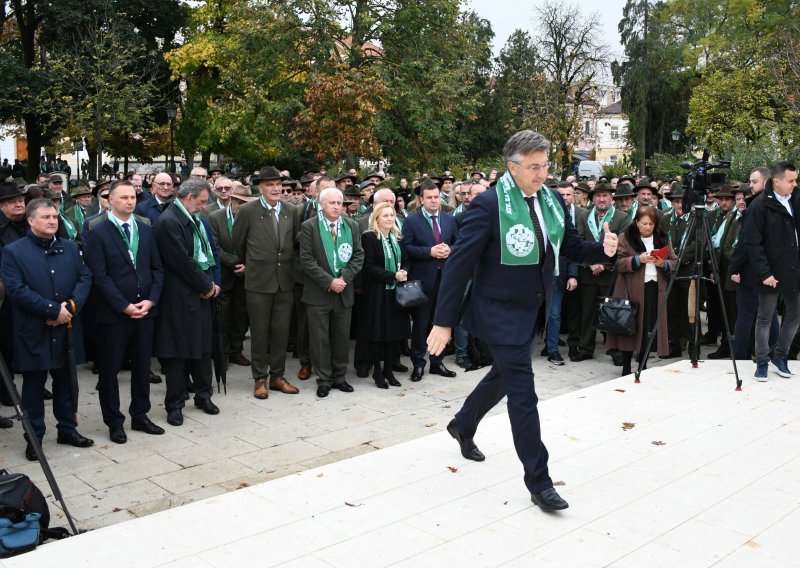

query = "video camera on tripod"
[{"left": 680, "top": 150, "right": 731, "bottom": 208}]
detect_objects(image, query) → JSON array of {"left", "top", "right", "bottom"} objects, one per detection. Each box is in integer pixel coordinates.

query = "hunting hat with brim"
[
  {"left": 335, "top": 172, "right": 358, "bottom": 184},
  {"left": 441, "top": 173, "right": 455, "bottom": 182},
  {"left": 251, "top": 166, "right": 282, "bottom": 183},
  {"left": 49, "top": 173, "right": 64, "bottom": 183},
  {"left": 575, "top": 182, "right": 590, "bottom": 194},
  {"left": 0, "top": 182, "right": 24, "bottom": 202},
  {"left": 358, "top": 180, "right": 376, "bottom": 192},
  {"left": 209, "top": 164, "right": 224, "bottom": 174},
  {"left": 92, "top": 179, "right": 112, "bottom": 197},
  {"left": 470, "top": 170, "right": 484, "bottom": 178},
  {"left": 42, "top": 188, "right": 61, "bottom": 201},
  {"left": 12, "top": 177, "right": 27, "bottom": 189},
  {"left": 634, "top": 183, "right": 661, "bottom": 197},
  {"left": 589, "top": 181, "right": 614, "bottom": 196},
  {"left": 300, "top": 174, "right": 315, "bottom": 185},
  {"left": 365, "top": 170, "right": 385, "bottom": 181},
  {"left": 345, "top": 185, "right": 362, "bottom": 198},
  {"left": 612, "top": 184, "right": 636, "bottom": 199},
  {"left": 666, "top": 182, "right": 685, "bottom": 199},
  {"left": 424, "top": 172, "right": 443, "bottom": 183},
  {"left": 715, "top": 184, "right": 736, "bottom": 199},
  {"left": 71, "top": 183, "right": 92, "bottom": 197},
  {"left": 734, "top": 182, "right": 750, "bottom": 196},
  {"left": 618, "top": 175, "right": 637, "bottom": 187},
  {"left": 231, "top": 186, "right": 258, "bottom": 203}
]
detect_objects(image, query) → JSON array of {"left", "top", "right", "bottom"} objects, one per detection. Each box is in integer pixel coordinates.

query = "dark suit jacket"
[
  {"left": 401, "top": 209, "right": 457, "bottom": 295},
  {"left": 83, "top": 215, "right": 163, "bottom": 324},
  {"left": 300, "top": 215, "right": 364, "bottom": 308},
  {"left": 232, "top": 200, "right": 298, "bottom": 294},
  {"left": 134, "top": 194, "right": 169, "bottom": 226},
  {"left": 208, "top": 208, "right": 241, "bottom": 292},
  {"left": 575, "top": 206, "right": 627, "bottom": 285},
  {"left": 433, "top": 188, "right": 610, "bottom": 346}
]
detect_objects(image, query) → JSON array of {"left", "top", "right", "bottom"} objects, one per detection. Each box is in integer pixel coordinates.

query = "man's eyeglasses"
[
  {"left": 154, "top": 182, "right": 173, "bottom": 187},
  {"left": 513, "top": 161, "right": 550, "bottom": 173},
  {"left": 216, "top": 186, "right": 233, "bottom": 191},
  {"left": 281, "top": 189, "right": 292, "bottom": 194}
]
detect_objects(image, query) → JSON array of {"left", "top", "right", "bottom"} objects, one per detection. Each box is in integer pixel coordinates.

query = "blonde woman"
[{"left": 358, "top": 202, "right": 411, "bottom": 388}]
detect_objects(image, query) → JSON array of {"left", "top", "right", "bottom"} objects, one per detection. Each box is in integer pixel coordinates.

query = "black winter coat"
[{"left": 740, "top": 185, "right": 800, "bottom": 294}]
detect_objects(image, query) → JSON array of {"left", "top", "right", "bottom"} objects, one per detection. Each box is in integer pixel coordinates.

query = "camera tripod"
[
  {"left": 0, "top": 352, "right": 79, "bottom": 534},
  {"left": 634, "top": 201, "right": 743, "bottom": 390}
]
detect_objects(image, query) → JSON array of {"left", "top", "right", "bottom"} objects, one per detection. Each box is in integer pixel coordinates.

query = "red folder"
[{"left": 651, "top": 245, "right": 670, "bottom": 259}]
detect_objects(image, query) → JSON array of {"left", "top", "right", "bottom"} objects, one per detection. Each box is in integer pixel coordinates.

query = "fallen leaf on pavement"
[
  {"left": 614, "top": 389, "right": 626, "bottom": 393},
  {"left": 237, "top": 482, "right": 250, "bottom": 489},
  {"left": 345, "top": 502, "right": 363, "bottom": 507},
  {"left": 553, "top": 481, "right": 566, "bottom": 486},
  {"left": 447, "top": 466, "right": 458, "bottom": 473},
  {"left": 651, "top": 441, "right": 666, "bottom": 446},
  {"left": 424, "top": 422, "right": 436, "bottom": 427},
  {"left": 622, "top": 422, "right": 636, "bottom": 431},
  {"left": 316, "top": 473, "right": 324, "bottom": 477},
  {"left": 112, "top": 507, "right": 122, "bottom": 512}
]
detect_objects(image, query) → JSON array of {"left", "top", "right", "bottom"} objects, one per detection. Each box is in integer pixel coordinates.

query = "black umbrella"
[
  {"left": 211, "top": 298, "right": 227, "bottom": 394},
  {"left": 65, "top": 299, "right": 79, "bottom": 421}
]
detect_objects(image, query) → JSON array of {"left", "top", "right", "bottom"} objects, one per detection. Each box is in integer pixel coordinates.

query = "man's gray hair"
[
  {"left": 373, "top": 188, "right": 395, "bottom": 203},
  {"left": 176, "top": 177, "right": 211, "bottom": 199},
  {"left": 213, "top": 176, "right": 230, "bottom": 188},
  {"left": 503, "top": 130, "right": 551, "bottom": 164},
  {"left": 319, "top": 187, "right": 343, "bottom": 204},
  {"left": 26, "top": 198, "right": 57, "bottom": 218}
]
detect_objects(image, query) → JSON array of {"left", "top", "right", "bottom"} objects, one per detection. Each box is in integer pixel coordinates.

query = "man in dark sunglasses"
[{"left": 201, "top": 177, "right": 234, "bottom": 217}]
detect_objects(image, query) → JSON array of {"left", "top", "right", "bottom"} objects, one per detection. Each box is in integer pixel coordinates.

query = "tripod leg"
[
  {"left": 703, "top": 216, "right": 743, "bottom": 390},
  {"left": 0, "top": 354, "right": 80, "bottom": 535},
  {"left": 635, "top": 213, "right": 697, "bottom": 382}
]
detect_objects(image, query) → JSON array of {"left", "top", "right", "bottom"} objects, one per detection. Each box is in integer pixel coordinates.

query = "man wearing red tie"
[{"left": 402, "top": 179, "right": 458, "bottom": 382}]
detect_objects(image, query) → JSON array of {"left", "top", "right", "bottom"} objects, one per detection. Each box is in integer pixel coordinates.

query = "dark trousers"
[
  {"left": 97, "top": 318, "right": 154, "bottom": 428},
  {"left": 352, "top": 294, "right": 372, "bottom": 372},
  {"left": 667, "top": 279, "right": 691, "bottom": 352},
  {"left": 307, "top": 301, "right": 352, "bottom": 387},
  {"left": 705, "top": 280, "right": 722, "bottom": 339},
  {"left": 293, "top": 284, "right": 310, "bottom": 366},
  {"left": 455, "top": 338, "right": 551, "bottom": 494},
  {"left": 410, "top": 273, "right": 442, "bottom": 368},
  {"left": 219, "top": 280, "right": 249, "bottom": 357},
  {"left": 21, "top": 368, "right": 76, "bottom": 440},
  {"left": 163, "top": 357, "right": 212, "bottom": 411},
  {"left": 563, "top": 288, "right": 581, "bottom": 348},
  {"left": 733, "top": 283, "right": 779, "bottom": 359},
  {"left": 717, "top": 290, "right": 738, "bottom": 352},
  {"left": 578, "top": 277, "right": 609, "bottom": 356}
]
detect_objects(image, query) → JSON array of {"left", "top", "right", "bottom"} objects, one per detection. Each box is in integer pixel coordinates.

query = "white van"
[{"left": 578, "top": 160, "right": 604, "bottom": 179}]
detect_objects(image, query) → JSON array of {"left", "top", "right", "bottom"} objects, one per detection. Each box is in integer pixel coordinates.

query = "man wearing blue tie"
[{"left": 428, "top": 131, "right": 618, "bottom": 511}]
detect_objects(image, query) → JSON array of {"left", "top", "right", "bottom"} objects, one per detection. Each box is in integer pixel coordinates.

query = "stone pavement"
[
  {"left": 0, "top": 338, "right": 680, "bottom": 532},
  {"left": 4, "top": 356, "right": 797, "bottom": 567}
]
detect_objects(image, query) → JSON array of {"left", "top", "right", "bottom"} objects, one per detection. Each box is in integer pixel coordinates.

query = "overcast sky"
[{"left": 466, "top": 0, "right": 628, "bottom": 60}]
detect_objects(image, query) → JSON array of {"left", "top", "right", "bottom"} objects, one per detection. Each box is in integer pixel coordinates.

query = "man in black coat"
[
  {"left": 154, "top": 178, "right": 221, "bottom": 426},
  {"left": 741, "top": 161, "right": 800, "bottom": 381},
  {"left": 428, "top": 130, "right": 617, "bottom": 512},
  {"left": 83, "top": 179, "right": 166, "bottom": 443},
  {"left": 135, "top": 172, "right": 175, "bottom": 225},
  {"left": 1, "top": 198, "right": 94, "bottom": 460}
]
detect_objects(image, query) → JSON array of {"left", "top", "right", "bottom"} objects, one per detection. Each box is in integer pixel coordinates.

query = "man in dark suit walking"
[
  {"left": 428, "top": 130, "right": 617, "bottom": 511},
  {"left": 83, "top": 179, "right": 166, "bottom": 443},
  {"left": 299, "top": 181, "right": 364, "bottom": 398},
  {"left": 154, "top": 178, "right": 221, "bottom": 426},
  {"left": 402, "top": 179, "right": 458, "bottom": 382}
]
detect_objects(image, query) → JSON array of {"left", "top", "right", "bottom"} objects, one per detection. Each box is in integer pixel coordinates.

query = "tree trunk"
[
  {"left": 201, "top": 149, "right": 211, "bottom": 169},
  {"left": 23, "top": 114, "right": 42, "bottom": 181}
]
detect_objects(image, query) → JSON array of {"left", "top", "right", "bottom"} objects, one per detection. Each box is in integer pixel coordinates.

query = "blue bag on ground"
[{"left": 0, "top": 513, "right": 40, "bottom": 556}]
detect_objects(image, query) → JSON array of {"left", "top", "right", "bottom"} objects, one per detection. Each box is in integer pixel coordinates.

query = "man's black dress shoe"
[
  {"left": 455, "top": 357, "right": 471, "bottom": 369},
  {"left": 570, "top": 353, "right": 593, "bottom": 362},
  {"left": 568, "top": 346, "right": 580, "bottom": 360},
  {"left": 333, "top": 381, "right": 354, "bottom": 393},
  {"left": 662, "top": 349, "right": 681, "bottom": 359},
  {"left": 707, "top": 348, "right": 731, "bottom": 360},
  {"left": 194, "top": 398, "right": 220, "bottom": 415},
  {"left": 446, "top": 418, "right": 485, "bottom": 462},
  {"left": 167, "top": 409, "right": 183, "bottom": 426},
  {"left": 316, "top": 385, "right": 330, "bottom": 398},
  {"left": 109, "top": 426, "right": 127, "bottom": 444},
  {"left": 25, "top": 442, "right": 38, "bottom": 462},
  {"left": 611, "top": 354, "right": 623, "bottom": 367},
  {"left": 531, "top": 487, "right": 569, "bottom": 511},
  {"left": 410, "top": 366, "right": 424, "bottom": 382},
  {"left": 131, "top": 417, "right": 165, "bottom": 435},
  {"left": 429, "top": 363, "right": 456, "bottom": 377},
  {"left": 56, "top": 430, "right": 94, "bottom": 448},
  {"left": 356, "top": 367, "right": 370, "bottom": 378},
  {"left": 0, "top": 416, "right": 13, "bottom": 428},
  {"left": 149, "top": 370, "right": 163, "bottom": 384},
  {"left": 392, "top": 362, "right": 409, "bottom": 373}
]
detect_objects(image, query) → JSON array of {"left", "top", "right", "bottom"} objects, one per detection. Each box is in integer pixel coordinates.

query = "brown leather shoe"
[
  {"left": 270, "top": 377, "right": 299, "bottom": 394},
  {"left": 229, "top": 353, "right": 251, "bottom": 366},
  {"left": 253, "top": 379, "right": 269, "bottom": 399},
  {"left": 297, "top": 364, "right": 312, "bottom": 381}
]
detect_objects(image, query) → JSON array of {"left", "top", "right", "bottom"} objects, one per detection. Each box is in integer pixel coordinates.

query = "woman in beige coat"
[{"left": 607, "top": 206, "right": 678, "bottom": 375}]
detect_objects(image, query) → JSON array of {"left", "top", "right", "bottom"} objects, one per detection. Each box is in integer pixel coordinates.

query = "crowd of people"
[{"left": 0, "top": 145, "right": 796, "bottom": 471}]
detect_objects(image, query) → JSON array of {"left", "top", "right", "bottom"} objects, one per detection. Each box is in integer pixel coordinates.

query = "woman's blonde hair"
[{"left": 369, "top": 201, "right": 402, "bottom": 239}]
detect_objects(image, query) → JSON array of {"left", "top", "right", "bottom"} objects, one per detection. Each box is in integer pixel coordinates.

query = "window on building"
[
  {"left": 610, "top": 126, "right": 619, "bottom": 139},
  {"left": 610, "top": 155, "right": 618, "bottom": 163},
  {"left": 584, "top": 121, "right": 591, "bottom": 136}
]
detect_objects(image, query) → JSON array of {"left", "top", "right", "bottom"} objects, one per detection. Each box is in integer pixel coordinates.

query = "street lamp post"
[
  {"left": 671, "top": 130, "right": 680, "bottom": 153},
  {"left": 166, "top": 105, "right": 177, "bottom": 173}
]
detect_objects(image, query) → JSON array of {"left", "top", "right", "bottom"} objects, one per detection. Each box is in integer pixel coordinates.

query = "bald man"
[{"left": 135, "top": 172, "right": 176, "bottom": 225}]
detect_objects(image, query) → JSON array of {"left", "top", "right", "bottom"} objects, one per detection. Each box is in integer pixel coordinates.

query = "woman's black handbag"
[
  {"left": 594, "top": 273, "right": 639, "bottom": 336},
  {"left": 395, "top": 280, "right": 428, "bottom": 308}
]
